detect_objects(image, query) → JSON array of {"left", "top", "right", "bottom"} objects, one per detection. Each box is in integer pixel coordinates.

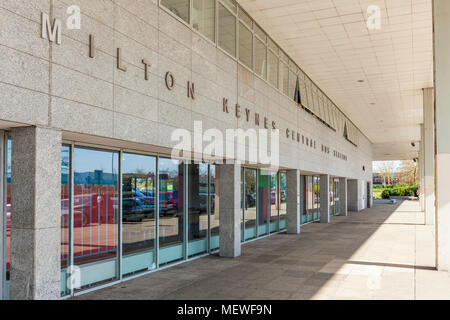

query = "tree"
[
  {"left": 378, "top": 161, "right": 396, "bottom": 185},
  {"left": 399, "top": 160, "right": 418, "bottom": 185}
]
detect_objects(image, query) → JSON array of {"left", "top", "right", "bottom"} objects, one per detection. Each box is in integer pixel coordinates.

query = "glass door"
[
  {"left": 210, "top": 165, "right": 219, "bottom": 251},
  {"left": 279, "top": 172, "right": 287, "bottom": 230},
  {"left": 306, "top": 176, "right": 314, "bottom": 223},
  {"left": 158, "top": 158, "right": 185, "bottom": 266},
  {"left": 72, "top": 146, "right": 120, "bottom": 292},
  {"left": 269, "top": 172, "right": 279, "bottom": 233},
  {"left": 121, "top": 153, "right": 157, "bottom": 277},
  {"left": 300, "top": 175, "right": 307, "bottom": 224},
  {"left": 187, "top": 163, "right": 209, "bottom": 258},
  {"left": 243, "top": 168, "right": 257, "bottom": 241},
  {"left": 313, "top": 176, "right": 320, "bottom": 221},
  {"left": 329, "top": 177, "right": 335, "bottom": 216},
  {"left": 257, "top": 170, "right": 269, "bottom": 237},
  {"left": 334, "top": 179, "right": 340, "bottom": 215}
]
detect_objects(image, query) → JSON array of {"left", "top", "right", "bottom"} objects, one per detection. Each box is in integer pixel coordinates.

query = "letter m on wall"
[{"left": 41, "top": 12, "right": 62, "bottom": 45}]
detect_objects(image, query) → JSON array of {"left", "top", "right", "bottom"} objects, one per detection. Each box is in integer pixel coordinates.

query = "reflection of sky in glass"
[
  {"left": 7, "top": 138, "right": 11, "bottom": 181},
  {"left": 61, "top": 145, "right": 70, "bottom": 184},
  {"left": 73, "top": 147, "right": 118, "bottom": 185},
  {"left": 122, "top": 153, "right": 156, "bottom": 175}
]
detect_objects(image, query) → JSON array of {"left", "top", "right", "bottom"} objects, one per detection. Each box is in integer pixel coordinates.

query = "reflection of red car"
[
  {"left": 61, "top": 189, "right": 119, "bottom": 228},
  {"left": 159, "top": 191, "right": 179, "bottom": 215}
]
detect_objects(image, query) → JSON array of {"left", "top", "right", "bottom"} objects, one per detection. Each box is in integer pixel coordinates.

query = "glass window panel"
[
  {"left": 73, "top": 147, "right": 119, "bottom": 267},
  {"left": 268, "top": 37, "right": 278, "bottom": 54},
  {"left": 289, "top": 69, "right": 296, "bottom": 100},
  {"left": 122, "top": 153, "right": 156, "bottom": 266},
  {"left": 192, "top": 0, "right": 215, "bottom": 42},
  {"left": 313, "top": 176, "right": 320, "bottom": 220},
  {"left": 306, "top": 80, "right": 314, "bottom": 112},
  {"left": 257, "top": 170, "right": 269, "bottom": 237},
  {"left": 279, "top": 62, "right": 289, "bottom": 96},
  {"left": 188, "top": 164, "right": 209, "bottom": 257},
  {"left": 299, "top": 72, "right": 307, "bottom": 106},
  {"left": 161, "top": 0, "right": 190, "bottom": 23},
  {"left": 267, "top": 49, "right": 278, "bottom": 88},
  {"left": 210, "top": 165, "right": 220, "bottom": 250},
  {"left": 61, "top": 145, "right": 70, "bottom": 270},
  {"left": 280, "top": 50, "right": 288, "bottom": 63},
  {"left": 254, "top": 24, "right": 266, "bottom": 42},
  {"left": 307, "top": 176, "right": 313, "bottom": 222},
  {"left": 5, "top": 138, "right": 11, "bottom": 283},
  {"left": 221, "top": 0, "right": 237, "bottom": 12},
  {"left": 289, "top": 58, "right": 297, "bottom": 70},
  {"left": 279, "top": 172, "right": 287, "bottom": 230},
  {"left": 243, "top": 168, "right": 256, "bottom": 241},
  {"left": 301, "top": 176, "right": 307, "bottom": 224},
  {"left": 239, "top": 22, "right": 253, "bottom": 69},
  {"left": 158, "top": 158, "right": 184, "bottom": 251},
  {"left": 270, "top": 172, "right": 278, "bottom": 233},
  {"left": 254, "top": 37, "right": 267, "bottom": 79},
  {"left": 218, "top": 3, "right": 236, "bottom": 57},
  {"left": 238, "top": 6, "right": 252, "bottom": 27}
]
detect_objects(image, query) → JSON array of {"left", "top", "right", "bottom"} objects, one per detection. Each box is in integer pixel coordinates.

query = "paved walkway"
[{"left": 75, "top": 201, "right": 450, "bottom": 300}]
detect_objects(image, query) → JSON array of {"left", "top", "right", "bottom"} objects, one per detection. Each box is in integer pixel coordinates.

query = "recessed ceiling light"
[
  {"left": 370, "top": 102, "right": 376, "bottom": 105},
  {"left": 357, "top": 80, "right": 365, "bottom": 83}
]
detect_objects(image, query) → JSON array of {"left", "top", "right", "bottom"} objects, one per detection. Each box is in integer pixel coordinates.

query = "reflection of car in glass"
[
  {"left": 61, "top": 192, "right": 119, "bottom": 228},
  {"left": 123, "top": 197, "right": 154, "bottom": 222},
  {"left": 160, "top": 191, "right": 179, "bottom": 216},
  {"left": 245, "top": 193, "right": 256, "bottom": 208}
]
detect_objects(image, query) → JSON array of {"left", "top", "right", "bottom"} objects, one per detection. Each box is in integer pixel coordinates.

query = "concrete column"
[
  {"left": 0, "top": 131, "right": 5, "bottom": 300},
  {"left": 434, "top": 0, "right": 450, "bottom": 271},
  {"left": 319, "top": 174, "right": 330, "bottom": 223},
  {"left": 218, "top": 163, "right": 241, "bottom": 258},
  {"left": 339, "top": 178, "right": 347, "bottom": 216},
  {"left": 423, "top": 88, "right": 435, "bottom": 225},
  {"left": 419, "top": 124, "right": 425, "bottom": 211},
  {"left": 10, "top": 126, "right": 61, "bottom": 300},
  {"left": 368, "top": 182, "right": 373, "bottom": 208},
  {"left": 347, "top": 179, "right": 361, "bottom": 212},
  {"left": 286, "top": 170, "right": 300, "bottom": 234}
]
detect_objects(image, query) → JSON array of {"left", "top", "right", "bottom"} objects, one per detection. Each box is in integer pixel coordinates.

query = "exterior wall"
[
  {"left": 434, "top": 0, "right": 450, "bottom": 272},
  {"left": 0, "top": 0, "right": 373, "bottom": 181}
]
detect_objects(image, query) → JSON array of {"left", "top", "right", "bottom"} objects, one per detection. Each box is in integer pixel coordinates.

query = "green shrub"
[{"left": 381, "top": 189, "right": 391, "bottom": 199}]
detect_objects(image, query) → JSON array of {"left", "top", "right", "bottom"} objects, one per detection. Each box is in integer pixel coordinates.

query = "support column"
[
  {"left": 347, "top": 179, "right": 361, "bottom": 212},
  {"left": 423, "top": 88, "right": 435, "bottom": 225},
  {"left": 218, "top": 163, "right": 241, "bottom": 258},
  {"left": 10, "top": 126, "right": 61, "bottom": 300},
  {"left": 368, "top": 182, "right": 373, "bottom": 208},
  {"left": 434, "top": 0, "right": 450, "bottom": 271},
  {"left": 419, "top": 124, "right": 425, "bottom": 212},
  {"left": 319, "top": 174, "right": 330, "bottom": 223},
  {"left": 286, "top": 170, "right": 300, "bottom": 234},
  {"left": 339, "top": 178, "right": 347, "bottom": 216}
]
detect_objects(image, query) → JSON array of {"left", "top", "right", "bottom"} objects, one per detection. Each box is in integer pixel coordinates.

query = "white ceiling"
[{"left": 238, "top": 0, "right": 433, "bottom": 160}]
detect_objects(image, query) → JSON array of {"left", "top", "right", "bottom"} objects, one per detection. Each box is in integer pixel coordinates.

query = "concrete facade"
[
  {"left": 434, "top": 0, "right": 450, "bottom": 272},
  {"left": 10, "top": 127, "right": 62, "bottom": 300},
  {"left": 286, "top": 170, "right": 301, "bottom": 234},
  {"left": 319, "top": 174, "right": 330, "bottom": 223},
  {"left": 423, "top": 88, "right": 435, "bottom": 225},
  {"left": 218, "top": 163, "right": 241, "bottom": 258}
]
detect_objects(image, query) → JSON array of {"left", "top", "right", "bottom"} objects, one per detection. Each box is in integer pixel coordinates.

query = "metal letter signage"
[
  {"left": 117, "top": 48, "right": 127, "bottom": 72},
  {"left": 41, "top": 12, "right": 62, "bottom": 45},
  {"left": 165, "top": 72, "right": 175, "bottom": 90},
  {"left": 142, "top": 59, "right": 151, "bottom": 81}
]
